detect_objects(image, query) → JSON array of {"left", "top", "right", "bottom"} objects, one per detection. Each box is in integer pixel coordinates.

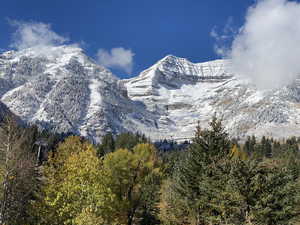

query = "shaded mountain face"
[
  {"left": 0, "top": 46, "right": 300, "bottom": 142},
  {"left": 0, "top": 101, "right": 13, "bottom": 122}
]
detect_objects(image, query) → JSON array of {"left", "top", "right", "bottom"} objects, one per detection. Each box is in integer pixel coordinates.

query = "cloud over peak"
[
  {"left": 7, "top": 20, "right": 136, "bottom": 75},
  {"left": 9, "top": 20, "right": 68, "bottom": 50},
  {"left": 96, "top": 47, "right": 135, "bottom": 74},
  {"left": 227, "top": 0, "right": 300, "bottom": 89}
]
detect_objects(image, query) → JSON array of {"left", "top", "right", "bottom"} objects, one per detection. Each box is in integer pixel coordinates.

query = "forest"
[{"left": 0, "top": 116, "right": 300, "bottom": 225}]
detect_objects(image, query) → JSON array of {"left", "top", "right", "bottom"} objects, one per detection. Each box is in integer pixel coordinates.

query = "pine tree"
[
  {"left": 159, "top": 116, "right": 232, "bottom": 224},
  {"left": 286, "top": 136, "right": 299, "bottom": 153},
  {"left": 115, "top": 132, "right": 148, "bottom": 151},
  {"left": 159, "top": 117, "right": 300, "bottom": 225},
  {"left": 244, "top": 136, "right": 256, "bottom": 156},
  {"left": 260, "top": 136, "right": 272, "bottom": 158},
  {"left": 97, "top": 132, "right": 115, "bottom": 157}
]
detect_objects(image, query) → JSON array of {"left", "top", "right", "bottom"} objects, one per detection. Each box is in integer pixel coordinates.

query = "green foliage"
[
  {"left": 258, "top": 136, "right": 273, "bottom": 158},
  {"left": 96, "top": 132, "right": 149, "bottom": 157},
  {"left": 159, "top": 116, "right": 232, "bottom": 224},
  {"left": 228, "top": 159, "right": 300, "bottom": 225},
  {"left": 96, "top": 132, "right": 115, "bottom": 157},
  {"left": 159, "top": 117, "right": 300, "bottom": 225},
  {"left": 192, "top": 117, "right": 231, "bottom": 160},
  {"left": 2, "top": 115, "right": 300, "bottom": 225},
  {"left": 243, "top": 135, "right": 256, "bottom": 156},
  {"left": 101, "top": 143, "right": 162, "bottom": 225},
  {"left": 115, "top": 132, "right": 148, "bottom": 151},
  {"left": 160, "top": 149, "right": 186, "bottom": 176},
  {"left": 73, "top": 207, "right": 105, "bottom": 225},
  {"left": 32, "top": 136, "right": 114, "bottom": 225},
  {"left": 31, "top": 138, "right": 162, "bottom": 225}
]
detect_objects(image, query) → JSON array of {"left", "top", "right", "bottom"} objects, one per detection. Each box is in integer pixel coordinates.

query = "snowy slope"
[
  {"left": 0, "top": 45, "right": 156, "bottom": 142},
  {"left": 124, "top": 55, "right": 300, "bottom": 140},
  {"left": 1, "top": 46, "right": 300, "bottom": 142}
]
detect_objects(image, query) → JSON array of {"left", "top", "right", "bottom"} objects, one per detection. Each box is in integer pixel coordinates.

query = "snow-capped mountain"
[
  {"left": 0, "top": 45, "right": 157, "bottom": 142},
  {"left": 1, "top": 45, "right": 300, "bottom": 142},
  {"left": 125, "top": 55, "right": 300, "bottom": 140}
]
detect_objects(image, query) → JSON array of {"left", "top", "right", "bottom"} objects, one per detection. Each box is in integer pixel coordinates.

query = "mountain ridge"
[{"left": 0, "top": 45, "right": 300, "bottom": 142}]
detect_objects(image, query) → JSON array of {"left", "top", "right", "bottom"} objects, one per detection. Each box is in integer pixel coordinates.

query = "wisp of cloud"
[
  {"left": 9, "top": 20, "right": 68, "bottom": 50},
  {"left": 8, "top": 20, "right": 134, "bottom": 74},
  {"left": 227, "top": 0, "right": 300, "bottom": 89},
  {"left": 211, "top": 17, "right": 237, "bottom": 57},
  {"left": 97, "top": 47, "right": 135, "bottom": 74}
]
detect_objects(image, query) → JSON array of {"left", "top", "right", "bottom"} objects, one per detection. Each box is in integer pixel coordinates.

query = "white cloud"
[
  {"left": 228, "top": 0, "right": 300, "bottom": 89},
  {"left": 9, "top": 20, "right": 68, "bottom": 50},
  {"left": 210, "top": 17, "right": 237, "bottom": 57},
  {"left": 96, "top": 47, "right": 134, "bottom": 74}
]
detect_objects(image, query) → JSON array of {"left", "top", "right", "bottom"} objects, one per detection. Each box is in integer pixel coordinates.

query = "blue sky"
[{"left": 0, "top": 0, "right": 255, "bottom": 78}]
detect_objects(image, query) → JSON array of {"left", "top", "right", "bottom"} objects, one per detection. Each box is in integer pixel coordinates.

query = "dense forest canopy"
[{"left": 0, "top": 115, "right": 299, "bottom": 225}]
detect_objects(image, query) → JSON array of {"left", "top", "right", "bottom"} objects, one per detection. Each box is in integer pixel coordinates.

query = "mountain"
[
  {"left": 0, "top": 45, "right": 300, "bottom": 142},
  {"left": 0, "top": 46, "right": 156, "bottom": 142},
  {"left": 125, "top": 55, "right": 300, "bottom": 140},
  {"left": 0, "top": 101, "right": 13, "bottom": 121}
]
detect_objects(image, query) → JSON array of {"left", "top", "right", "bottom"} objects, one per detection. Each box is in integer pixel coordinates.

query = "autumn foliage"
[{"left": 0, "top": 116, "right": 300, "bottom": 225}]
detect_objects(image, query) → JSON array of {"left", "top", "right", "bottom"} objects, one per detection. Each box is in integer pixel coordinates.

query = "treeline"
[{"left": 0, "top": 116, "right": 300, "bottom": 224}]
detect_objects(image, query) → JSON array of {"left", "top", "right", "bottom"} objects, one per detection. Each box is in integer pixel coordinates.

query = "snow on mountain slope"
[
  {"left": 0, "top": 45, "right": 156, "bottom": 142},
  {"left": 124, "top": 55, "right": 300, "bottom": 140},
  {"left": 1, "top": 45, "right": 300, "bottom": 142}
]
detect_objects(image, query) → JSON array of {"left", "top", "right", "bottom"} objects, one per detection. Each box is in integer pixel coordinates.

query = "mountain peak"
[
  {"left": 160, "top": 54, "right": 179, "bottom": 61},
  {"left": 0, "top": 44, "right": 130, "bottom": 142},
  {"left": 14, "top": 45, "right": 84, "bottom": 59},
  {"left": 1, "top": 45, "right": 299, "bottom": 142},
  {"left": 158, "top": 54, "right": 190, "bottom": 65},
  {"left": 153, "top": 55, "right": 231, "bottom": 79}
]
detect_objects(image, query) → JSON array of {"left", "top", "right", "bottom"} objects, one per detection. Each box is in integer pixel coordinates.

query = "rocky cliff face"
[{"left": 1, "top": 46, "right": 300, "bottom": 142}]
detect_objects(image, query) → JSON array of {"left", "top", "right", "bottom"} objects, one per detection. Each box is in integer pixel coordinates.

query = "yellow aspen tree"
[
  {"left": 102, "top": 143, "right": 162, "bottom": 225},
  {"left": 230, "top": 144, "right": 248, "bottom": 160},
  {"left": 33, "top": 136, "right": 114, "bottom": 225}
]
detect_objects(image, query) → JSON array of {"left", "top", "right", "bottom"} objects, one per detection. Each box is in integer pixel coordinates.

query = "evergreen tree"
[
  {"left": 96, "top": 132, "right": 115, "bottom": 157},
  {"left": 159, "top": 116, "right": 232, "bottom": 224},
  {"left": 244, "top": 135, "right": 256, "bottom": 156},
  {"left": 115, "top": 132, "right": 148, "bottom": 150},
  {"left": 286, "top": 136, "right": 299, "bottom": 153},
  {"left": 159, "top": 117, "right": 300, "bottom": 225}
]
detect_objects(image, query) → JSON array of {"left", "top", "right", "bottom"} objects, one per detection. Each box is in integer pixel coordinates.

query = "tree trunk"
[{"left": 127, "top": 212, "right": 133, "bottom": 225}]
